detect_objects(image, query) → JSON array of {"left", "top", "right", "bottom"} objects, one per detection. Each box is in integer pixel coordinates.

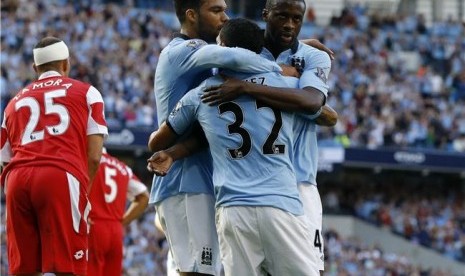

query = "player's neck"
[
  {"left": 37, "top": 69, "right": 65, "bottom": 78},
  {"left": 179, "top": 26, "right": 197, "bottom": 40},
  {"left": 264, "top": 36, "right": 288, "bottom": 59}
]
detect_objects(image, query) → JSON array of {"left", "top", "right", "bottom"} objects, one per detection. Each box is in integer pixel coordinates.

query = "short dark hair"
[
  {"left": 34, "top": 37, "right": 65, "bottom": 70},
  {"left": 220, "top": 18, "right": 264, "bottom": 54},
  {"left": 265, "top": 0, "right": 305, "bottom": 9},
  {"left": 174, "top": 0, "right": 205, "bottom": 23},
  {"left": 34, "top": 36, "right": 63, "bottom": 49}
]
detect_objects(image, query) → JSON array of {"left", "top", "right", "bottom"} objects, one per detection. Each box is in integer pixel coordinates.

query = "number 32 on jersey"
[{"left": 218, "top": 100, "right": 285, "bottom": 159}]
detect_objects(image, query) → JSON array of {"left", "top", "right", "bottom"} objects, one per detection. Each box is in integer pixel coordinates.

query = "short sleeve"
[
  {"left": 299, "top": 51, "right": 331, "bottom": 98},
  {"left": 126, "top": 167, "right": 147, "bottom": 201},
  {"left": 86, "top": 86, "right": 108, "bottom": 137},
  {"left": 0, "top": 114, "right": 12, "bottom": 163},
  {"left": 166, "top": 90, "right": 200, "bottom": 136}
]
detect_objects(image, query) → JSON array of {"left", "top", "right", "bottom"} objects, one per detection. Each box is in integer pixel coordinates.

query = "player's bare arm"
[
  {"left": 147, "top": 151, "right": 174, "bottom": 176},
  {"left": 280, "top": 64, "right": 301, "bottom": 77},
  {"left": 314, "top": 105, "right": 338, "bottom": 127},
  {"left": 147, "top": 123, "right": 178, "bottom": 153},
  {"left": 147, "top": 122, "right": 179, "bottom": 173},
  {"left": 147, "top": 125, "right": 208, "bottom": 175},
  {"left": 87, "top": 134, "right": 105, "bottom": 191},
  {"left": 122, "top": 191, "right": 149, "bottom": 226},
  {"left": 201, "top": 75, "right": 325, "bottom": 114}
]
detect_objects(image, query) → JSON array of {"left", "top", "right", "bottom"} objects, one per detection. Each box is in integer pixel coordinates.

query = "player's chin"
[{"left": 278, "top": 40, "right": 293, "bottom": 50}]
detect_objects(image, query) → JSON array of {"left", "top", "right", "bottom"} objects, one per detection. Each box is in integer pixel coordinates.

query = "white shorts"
[
  {"left": 298, "top": 183, "right": 324, "bottom": 271},
  {"left": 156, "top": 193, "right": 220, "bottom": 275},
  {"left": 166, "top": 250, "right": 178, "bottom": 276},
  {"left": 216, "top": 206, "right": 319, "bottom": 276}
]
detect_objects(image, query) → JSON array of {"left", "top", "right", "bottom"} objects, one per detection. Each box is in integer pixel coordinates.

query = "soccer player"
[
  {"left": 149, "top": 18, "right": 320, "bottom": 276},
  {"left": 0, "top": 37, "right": 107, "bottom": 275},
  {"left": 151, "top": 1, "right": 288, "bottom": 275},
  {"left": 88, "top": 148, "right": 149, "bottom": 276},
  {"left": 201, "top": 0, "right": 336, "bottom": 272}
]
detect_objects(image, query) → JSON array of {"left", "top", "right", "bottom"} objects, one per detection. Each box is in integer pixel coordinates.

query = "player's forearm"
[
  {"left": 314, "top": 105, "right": 338, "bottom": 127},
  {"left": 165, "top": 135, "right": 207, "bottom": 162},
  {"left": 87, "top": 134, "right": 104, "bottom": 191},
  {"left": 122, "top": 192, "right": 149, "bottom": 226},
  {"left": 243, "top": 82, "right": 324, "bottom": 114},
  {"left": 148, "top": 124, "right": 177, "bottom": 152}
]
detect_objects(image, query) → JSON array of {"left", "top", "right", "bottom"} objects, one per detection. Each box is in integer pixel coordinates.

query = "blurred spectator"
[
  {"left": 321, "top": 178, "right": 465, "bottom": 263},
  {"left": 305, "top": 6, "right": 315, "bottom": 24},
  {"left": 324, "top": 229, "right": 453, "bottom": 276},
  {"left": 2, "top": 1, "right": 465, "bottom": 153}
]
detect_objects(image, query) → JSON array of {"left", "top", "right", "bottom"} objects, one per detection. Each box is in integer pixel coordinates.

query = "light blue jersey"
[
  {"left": 150, "top": 34, "right": 283, "bottom": 204},
  {"left": 261, "top": 41, "right": 331, "bottom": 185},
  {"left": 167, "top": 72, "right": 303, "bottom": 216}
]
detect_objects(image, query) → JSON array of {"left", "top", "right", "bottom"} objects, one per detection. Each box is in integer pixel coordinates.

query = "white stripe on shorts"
[{"left": 67, "top": 172, "right": 81, "bottom": 233}]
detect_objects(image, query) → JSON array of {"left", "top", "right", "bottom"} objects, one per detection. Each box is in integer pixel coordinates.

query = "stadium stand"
[
  {"left": 320, "top": 171, "right": 465, "bottom": 263},
  {"left": 2, "top": 1, "right": 464, "bottom": 152}
]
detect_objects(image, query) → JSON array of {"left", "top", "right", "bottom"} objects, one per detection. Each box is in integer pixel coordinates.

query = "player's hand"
[
  {"left": 300, "top": 38, "right": 335, "bottom": 60},
  {"left": 147, "top": 151, "right": 174, "bottom": 176},
  {"left": 280, "top": 65, "right": 301, "bottom": 77},
  {"left": 201, "top": 74, "right": 245, "bottom": 105}
]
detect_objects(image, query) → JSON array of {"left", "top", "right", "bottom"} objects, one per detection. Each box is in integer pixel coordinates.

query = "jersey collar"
[
  {"left": 261, "top": 40, "right": 300, "bottom": 61},
  {"left": 38, "top": 71, "right": 62, "bottom": 80},
  {"left": 173, "top": 32, "right": 192, "bottom": 40},
  {"left": 290, "top": 39, "right": 299, "bottom": 54}
]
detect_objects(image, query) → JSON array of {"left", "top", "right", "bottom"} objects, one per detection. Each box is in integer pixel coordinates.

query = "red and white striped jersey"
[
  {"left": 89, "top": 152, "right": 147, "bottom": 221},
  {"left": 0, "top": 71, "right": 108, "bottom": 187}
]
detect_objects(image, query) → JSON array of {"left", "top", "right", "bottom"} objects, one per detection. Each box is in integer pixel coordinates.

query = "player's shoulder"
[
  {"left": 63, "top": 78, "right": 92, "bottom": 90},
  {"left": 167, "top": 37, "right": 207, "bottom": 54},
  {"left": 296, "top": 42, "right": 331, "bottom": 64},
  {"left": 162, "top": 36, "right": 208, "bottom": 64}
]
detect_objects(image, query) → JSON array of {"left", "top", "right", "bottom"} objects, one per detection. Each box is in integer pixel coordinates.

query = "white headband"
[{"left": 33, "top": 41, "right": 69, "bottom": 66}]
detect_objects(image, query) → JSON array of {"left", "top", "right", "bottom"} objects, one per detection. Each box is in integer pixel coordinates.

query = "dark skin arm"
[
  {"left": 201, "top": 75, "right": 325, "bottom": 115},
  {"left": 122, "top": 191, "right": 149, "bottom": 226},
  {"left": 87, "top": 134, "right": 104, "bottom": 192},
  {"left": 147, "top": 123, "right": 208, "bottom": 175},
  {"left": 314, "top": 104, "right": 338, "bottom": 127}
]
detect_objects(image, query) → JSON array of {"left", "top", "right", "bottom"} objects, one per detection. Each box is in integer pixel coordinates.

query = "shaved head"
[{"left": 265, "top": 0, "right": 305, "bottom": 9}]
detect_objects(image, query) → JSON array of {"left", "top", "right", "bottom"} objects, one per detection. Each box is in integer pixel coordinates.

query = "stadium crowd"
[
  {"left": 324, "top": 228, "right": 453, "bottom": 276},
  {"left": 1, "top": 0, "right": 465, "bottom": 152},
  {"left": 321, "top": 176, "right": 465, "bottom": 263},
  {"left": 319, "top": 5, "right": 465, "bottom": 152}
]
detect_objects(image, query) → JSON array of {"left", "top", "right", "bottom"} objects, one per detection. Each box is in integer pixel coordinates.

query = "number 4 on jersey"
[{"left": 314, "top": 229, "right": 322, "bottom": 253}]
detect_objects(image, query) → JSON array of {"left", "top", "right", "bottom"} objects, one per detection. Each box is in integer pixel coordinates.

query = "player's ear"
[
  {"left": 262, "top": 9, "right": 269, "bottom": 21},
  {"left": 62, "top": 59, "right": 70, "bottom": 76},
  {"left": 186, "top": 9, "right": 197, "bottom": 24},
  {"left": 32, "top": 63, "right": 38, "bottom": 73}
]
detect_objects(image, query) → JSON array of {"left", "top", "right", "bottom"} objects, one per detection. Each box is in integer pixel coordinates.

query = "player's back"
[
  {"left": 89, "top": 152, "right": 132, "bottom": 221},
  {"left": 151, "top": 36, "right": 214, "bottom": 204},
  {"left": 155, "top": 36, "right": 213, "bottom": 125},
  {"left": 262, "top": 42, "right": 331, "bottom": 185},
  {"left": 2, "top": 72, "right": 105, "bottom": 185},
  {"left": 188, "top": 72, "right": 302, "bottom": 215}
]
